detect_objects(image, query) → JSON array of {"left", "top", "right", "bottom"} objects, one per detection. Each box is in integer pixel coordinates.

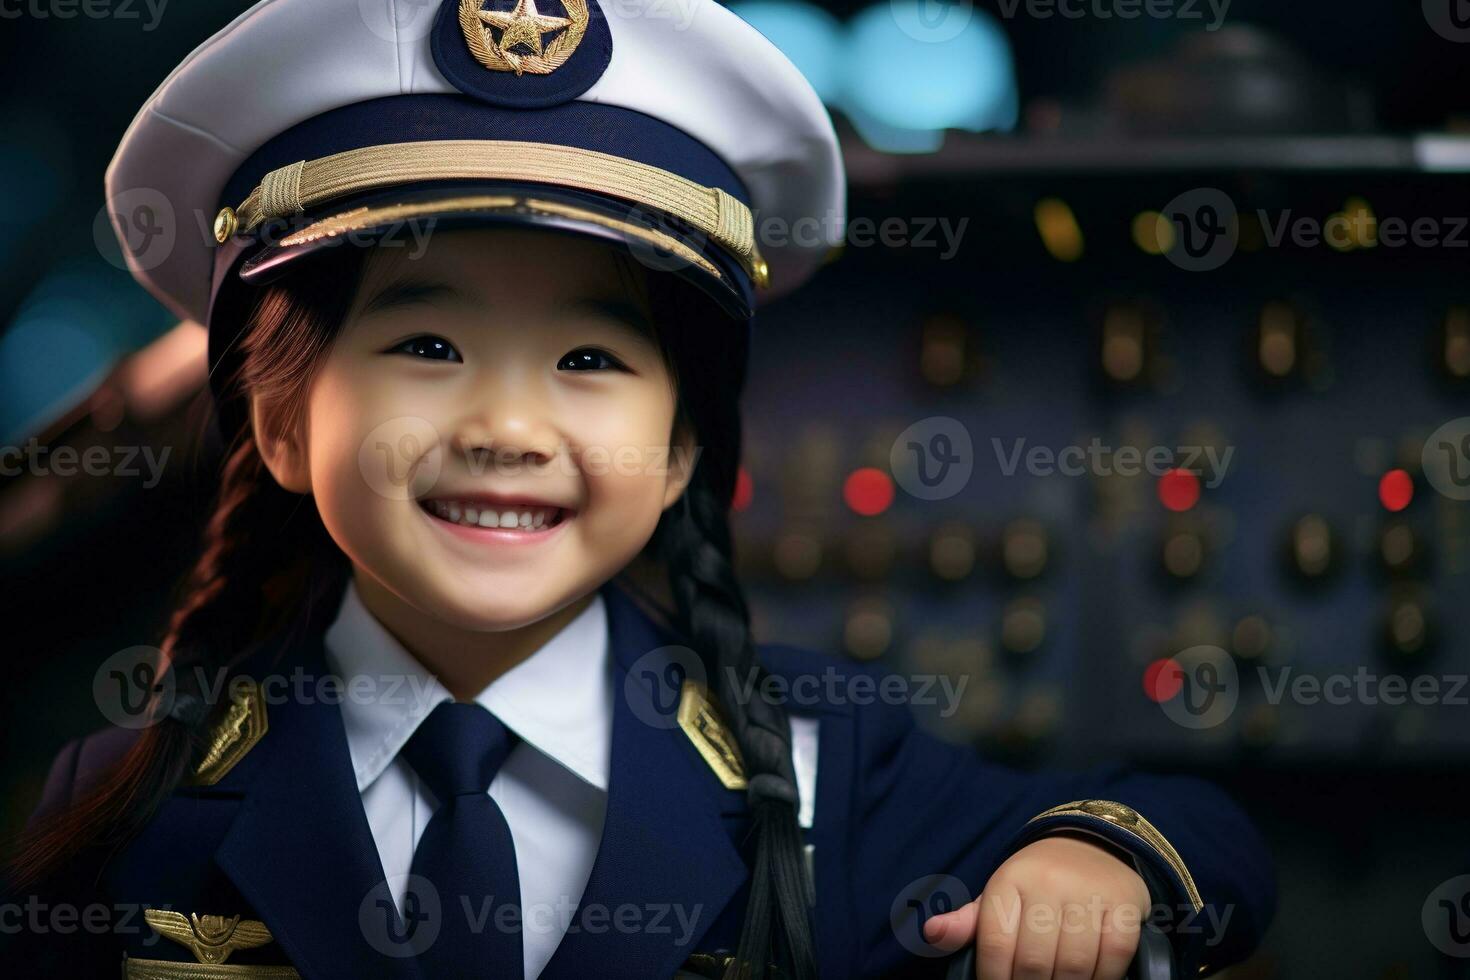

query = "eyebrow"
[
  {"left": 562, "top": 296, "right": 657, "bottom": 340},
  {"left": 357, "top": 278, "right": 461, "bottom": 317},
  {"left": 357, "top": 279, "right": 658, "bottom": 341}
]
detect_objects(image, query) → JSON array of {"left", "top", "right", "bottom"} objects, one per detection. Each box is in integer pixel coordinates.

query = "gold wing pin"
[
  {"left": 677, "top": 680, "right": 747, "bottom": 790},
  {"left": 459, "top": 0, "right": 588, "bottom": 76},
  {"left": 191, "top": 678, "right": 267, "bottom": 786},
  {"left": 143, "top": 911, "right": 274, "bottom": 965}
]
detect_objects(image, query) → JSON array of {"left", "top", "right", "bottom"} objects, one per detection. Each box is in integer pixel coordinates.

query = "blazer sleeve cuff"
[{"left": 1010, "top": 799, "right": 1210, "bottom": 976}]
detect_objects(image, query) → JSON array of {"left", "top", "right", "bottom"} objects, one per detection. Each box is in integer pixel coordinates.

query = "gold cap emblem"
[{"left": 459, "top": 0, "right": 588, "bottom": 76}]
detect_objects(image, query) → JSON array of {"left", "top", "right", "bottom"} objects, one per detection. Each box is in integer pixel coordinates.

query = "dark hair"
[{"left": 9, "top": 233, "right": 814, "bottom": 979}]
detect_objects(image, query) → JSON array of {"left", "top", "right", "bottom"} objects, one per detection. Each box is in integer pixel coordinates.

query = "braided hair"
[{"left": 9, "top": 236, "right": 816, "bottom": 979}]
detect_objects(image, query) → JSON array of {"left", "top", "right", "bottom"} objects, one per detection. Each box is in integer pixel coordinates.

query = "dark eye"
[
  {"left": 558, "top": 347, "right": 627, "bottom": 372},
  {"left": 389, "top": 335, "right": 461, "bottom": 362}
]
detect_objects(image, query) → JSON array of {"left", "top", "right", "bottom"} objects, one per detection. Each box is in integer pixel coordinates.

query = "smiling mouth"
[{"left": 419, "top": 499, "right": 571, "bottom": 531}]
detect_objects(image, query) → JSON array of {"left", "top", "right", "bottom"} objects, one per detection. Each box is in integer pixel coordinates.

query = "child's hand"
[{"left": 922, "top": 835, "right": 1150, "bottom": 979}]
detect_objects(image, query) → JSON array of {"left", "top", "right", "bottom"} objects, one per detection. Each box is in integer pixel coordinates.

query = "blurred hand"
[{"left": 922, "top": 835, "right": 1150, "bottom": 980}]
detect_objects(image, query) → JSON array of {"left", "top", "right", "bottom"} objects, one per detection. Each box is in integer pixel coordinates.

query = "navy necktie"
[{"left": 401, "top": 701, "right": 523, "bottom": 979}]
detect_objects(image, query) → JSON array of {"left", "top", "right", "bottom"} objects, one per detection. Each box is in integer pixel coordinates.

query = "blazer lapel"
[
  {"left": 540, "top": 581, "right": 749, "bottom": 979},
  {"left": 214, "top": 635, "right": 424, "bottom": 980}
]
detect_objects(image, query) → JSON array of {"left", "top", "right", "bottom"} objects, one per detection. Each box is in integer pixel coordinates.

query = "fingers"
[
  {"left": 963, "top": 889, "right": 1143, "bottom": 980},
  {"left": 921, "top": 896, "right": 981, "bottom": 953},
  {"left": 1093, "top": 905, "right": 1143, "bottom": 980},
  {"left": 974, "top": 885, "right": 1021, "bottom": 980},
  {"left": 1050, "top": 904, "right": 1099, "bottom": 980},
  {"left": 1006, "top": 893, "right": 1061, "bottom": 980}
]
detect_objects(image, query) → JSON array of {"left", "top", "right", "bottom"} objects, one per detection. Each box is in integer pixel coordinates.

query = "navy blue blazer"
[{"left": 5, "top": 580, "right": 1274, "bottom": 978}]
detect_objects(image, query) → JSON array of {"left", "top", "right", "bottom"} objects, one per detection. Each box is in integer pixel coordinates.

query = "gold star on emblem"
[{"left": 479, "top": 0, "right": 570, "bottom": 60}]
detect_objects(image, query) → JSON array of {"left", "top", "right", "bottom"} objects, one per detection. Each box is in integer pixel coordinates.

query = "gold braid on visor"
[{"left": 214, "top": 139, "right": 770, "bottom": 287}]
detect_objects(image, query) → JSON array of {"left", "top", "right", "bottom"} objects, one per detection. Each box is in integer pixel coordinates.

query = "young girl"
[{"left": 4, "top": 0, "right": 1273, "bottom": 977}]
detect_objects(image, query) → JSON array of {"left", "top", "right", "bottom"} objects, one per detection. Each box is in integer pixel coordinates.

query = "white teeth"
[{"left": 426, "top": 500, "right": 562, "bottom": 531}]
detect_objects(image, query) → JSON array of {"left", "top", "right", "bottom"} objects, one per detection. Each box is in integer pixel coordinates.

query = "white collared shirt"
[
  {"left": 323, "top": 580, "right": 820, "bottom": 978},
  {"left": 324, "top": 580, "right": 614, "bottom": 979}
]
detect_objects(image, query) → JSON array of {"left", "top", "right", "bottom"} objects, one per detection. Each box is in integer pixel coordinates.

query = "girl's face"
[{"left": 253, "top": 227, "right": 695, "bottom": 632}]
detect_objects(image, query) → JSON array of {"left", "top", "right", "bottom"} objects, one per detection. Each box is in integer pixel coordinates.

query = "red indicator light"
[
  {"left": 843, "top": 467, "right": 894, "bottom": 516},
  {"left": 1158, "top": 468, "right": 1201, "bottom": 512},
  {"left": 732, "top": 467, "right": 754, "bottom": 512},
  {"left": 1143, "top": 657, "right": 1185, "bottom": 703},
  {"left": 1378, "top": 469, "right": 1413, "bottom": 512}
]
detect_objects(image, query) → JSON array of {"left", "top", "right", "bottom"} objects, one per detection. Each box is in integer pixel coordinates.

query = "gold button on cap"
[{"left": 213, "top": 206, "right": 238, "bottom": 244}]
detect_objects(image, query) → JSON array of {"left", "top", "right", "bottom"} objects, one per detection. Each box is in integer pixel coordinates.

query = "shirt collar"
[{"left": 323, "top": 579, "right": 613, "bottom": 794}]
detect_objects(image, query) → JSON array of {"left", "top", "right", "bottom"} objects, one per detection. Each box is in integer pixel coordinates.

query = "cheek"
[
  {"left": 569, "top": 389, "right": 681, "bottom": 536},
  {"left": 302, "top": 364, "right": 432, "bottom": 550}
]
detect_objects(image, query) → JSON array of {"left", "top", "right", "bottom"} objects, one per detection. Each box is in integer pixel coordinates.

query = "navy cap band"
[{"left": 218, "top": 95, "right": 751, "bottom": 214}]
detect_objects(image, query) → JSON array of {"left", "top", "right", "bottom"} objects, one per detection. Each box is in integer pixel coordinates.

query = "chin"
[{"left": 418, "top": 579, "right": 574, "bottom": 633}]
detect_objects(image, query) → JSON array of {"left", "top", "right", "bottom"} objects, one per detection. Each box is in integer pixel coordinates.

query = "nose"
[{"left": 448, "top": 381, "right": 563, "bottom": 474}]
